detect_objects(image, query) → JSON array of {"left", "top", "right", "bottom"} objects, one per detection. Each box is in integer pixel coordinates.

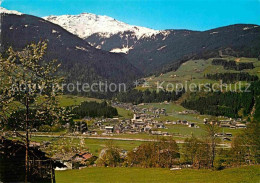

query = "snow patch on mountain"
[
  {"left": 110, "top": 46, "right": 133, "bottom": 54},
  {"left": 52, "top": 29, "right": 58, "bottom": 33},
  {"left": 160, "top": 30, "right": 171, "bottom": 40},
  {"left": 243, "top": 25, "right": 259, "bottom": 31},
  {"left": 43, "top": 13, "right": 160, "bottom": 39},
  {"left": 210, "top": 31, "right": 218, "bottom": 35},
  {"left": 75, "top": 46, "right": 88, "bottom": 51},
  {"left": 157, "top": 45, "right": 167, "bottom": 51},
  {"left": 0, "top": 7, "right": 22, "bottom": 15}
]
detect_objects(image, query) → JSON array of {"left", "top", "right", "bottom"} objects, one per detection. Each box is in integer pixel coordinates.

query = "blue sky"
[{"left": 1, "top": 0, "right": 260, "bottom": 31}]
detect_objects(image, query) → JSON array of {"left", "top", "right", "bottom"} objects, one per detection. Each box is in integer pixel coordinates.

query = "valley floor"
[{"left": 55, "top": 165, "right": 260, "bottom": 183}]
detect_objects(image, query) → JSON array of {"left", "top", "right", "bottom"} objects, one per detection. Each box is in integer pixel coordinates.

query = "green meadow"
[
  {"left": 143, "top": 57, "right": 260, "bottom": 90},
  {"left": 56, "top": 165, "right": 260, "bottom": 183},
  {"left": 57, "top": 95, "right": 101, "bottom": 107},
  {"left": 31, "top": 136, "right": 144, "bottom": 156},
  {"left": 116, "top": 107, "right": 134, "bottom": 118}
]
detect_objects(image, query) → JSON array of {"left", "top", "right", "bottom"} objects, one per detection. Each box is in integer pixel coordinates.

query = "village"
[
  {"left": 71, "top": 101, "right": 247, "bottom": 138},
  {"left": 1, "top": 98, "right": 249, "bottom": 178},
  {"left": 1, "top": 100, "right": 248, "bottom": 173}
]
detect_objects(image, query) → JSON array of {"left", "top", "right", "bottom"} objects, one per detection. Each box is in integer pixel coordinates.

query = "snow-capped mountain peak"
[
  {"left": 0, "top": 7, "right": 22, "bottom": 15},
  {"left": 43, "top": 13, "right": 160, "bottom": 39}
]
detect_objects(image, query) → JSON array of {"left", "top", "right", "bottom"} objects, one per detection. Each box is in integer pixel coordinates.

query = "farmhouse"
[
  {"left": 236, "top": 123, "right": 247, "bottom": 128},
  {"left": 151, "top": 131, "right": 162, "bottom": 135},
  {"left": 219, "top": 123, "right": 230, "bottom": 128},
  {"left": 133, "top": 122, "right": 146, "bottom": 128},
  {"left": 154, "top": 123, "right": 165, "bottom": 129},
  {"left": 0, "top": 137, "right": 64, "bottom": 183},
  {"left": 105, "top": 126, "right": 114, "bottom": 134},
  {"left": 72, "top": 152, "right": 93, "bottom": 162}
]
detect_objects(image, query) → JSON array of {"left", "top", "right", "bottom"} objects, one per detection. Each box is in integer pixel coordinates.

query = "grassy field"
[
  {"left": 31, "top": 136, "right": 145, "bottom": 156},
  {"left": 56, "top": 165, "right": 260, "bottom": 183},
  {"left": 58, "top": 95, "right": 133, "bottom": 119},
  {"left": 116, "top": 107, "right": 133, "bottom": 119},
  {"left": 142, "top": 57, "right": 260, "bottom": 90},
  {"left": 161, "top": 124, "right": 204, "bottom": 137},
  {"left": 138, "top": 102, "right": 186, "bottom": 113},
  {"left": 57, "top": 95, "right": 101, "bottom": 107},
  {"left": 80, "top": 138, "right": 144, "bottom": 156}
]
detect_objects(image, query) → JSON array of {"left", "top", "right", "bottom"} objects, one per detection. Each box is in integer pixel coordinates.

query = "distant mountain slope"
[
  {"left": 43, "top": 13, "right": 260, "bottom": 75},
  {"left": 143, "top": 57, "right": 260, "bottom": 89},
  {"left": 2, "top": 9, "right": 260, "bottom": 82},
  {"left": 126, "top": 24, "right": 260, "bottom": 74},
  {"left": 1, "top": 13, "right": 142, "bottom": 85}
]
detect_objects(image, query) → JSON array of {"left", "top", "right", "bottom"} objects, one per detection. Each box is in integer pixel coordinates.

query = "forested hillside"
[
  {"left": 205, "top": 73, "right": 258, "bottom": 83},
  {"left": 72, "top": 101, "right": 118, "bottom": 118},
  {"left": 212, "top": 59, "right": 255, "bottom": 71},
  {"left": 182, "top": 81, "right": 260, "bottom": 120},
  {"left": 116, "top": 89, "right": 185, "bottom": 104},
  {"left": 126, "top": 24, "right": 260, "bottom": 74},
  {"left": 1, "top": 13, "right": 142, "bottom": 85}
]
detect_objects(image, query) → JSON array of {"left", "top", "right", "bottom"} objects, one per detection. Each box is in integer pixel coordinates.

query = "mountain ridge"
[
  {"left": 1, "top": 8, "right": 260, "bottom": 82},
  {"left": 43, "top": 13, "right": 161, "bottom": 40},
  {"left": 1, "top": 13, "right": 142, "bottom": 87},
  {"left": 0, "top": 7, "right": 23, "bottom": 15}
]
